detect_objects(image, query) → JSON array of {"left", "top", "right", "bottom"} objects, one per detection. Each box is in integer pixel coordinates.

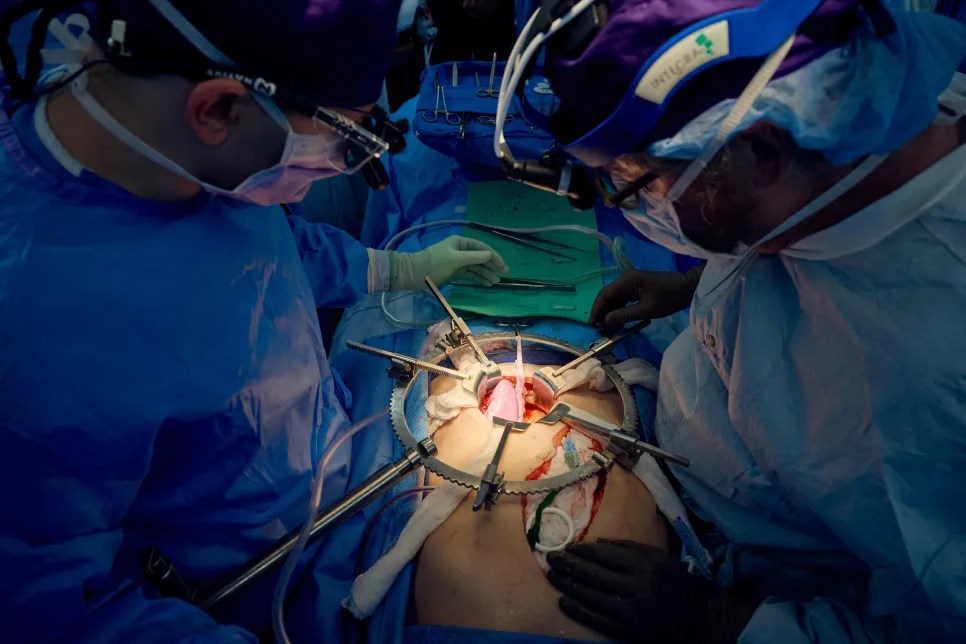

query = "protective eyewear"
[
  {"left": 491, "top": 0, "right": 837, "bottom": 208},
  {"left": 111, "top": 0, "right": 408, "bottom": 190},
  {"left": 594, "top": 169, "right": 662, "bottom": 209}
]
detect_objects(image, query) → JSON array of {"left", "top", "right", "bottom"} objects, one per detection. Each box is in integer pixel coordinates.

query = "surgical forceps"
[
  {"left": 456, "top": 277, "right": 577, "bottom": 293},
  {"left": 476, "top": 114, "right": 513, "bottom": 126},
  {"left": 464, "top": 223, "right": 581, "bottom": 253},
  {"left": 423, "top": 84, "right": 461, "bottom": 125},
  {"left": 495, "top": 229, "right": 582, "bottom": 252},
  {"left": 474, "top": 227, "right": 577, "bottom": 261},
  {"left": 475, "top": 53, "right": 500, "bottom": 98}
]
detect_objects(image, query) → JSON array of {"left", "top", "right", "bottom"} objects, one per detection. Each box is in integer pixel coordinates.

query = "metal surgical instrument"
[
  {"left": 476, "top": 53, "right": 500, "bottom": 98},
  {"left": 425, "top": 277, "right": 491, "bottom": 365},
  {"left": 472, "top": 417, "right": 529, "bottom": 511},
  {"left": 535, "top": 403, "right": 690, "bottom": 468},
  {"left": 496, "top": 229, "right": 582, "bottom": 252},
  {"left": 480, "top": 228, "right": 577, "bottom": 261},
  {"left": 423, "top": 84, "right": 461, "bottom": 125},
  {"left": 552, "top": 320, "right": 651, "bottom": 377},
  {"left": 476, "top": 114, "right": 514, "bottom": 125},
  {"left": 346, "top": 341, "right": 468, "bottom": 380},
  {"left": 456, "top": 278, "right": 576, "bottom": 293}
]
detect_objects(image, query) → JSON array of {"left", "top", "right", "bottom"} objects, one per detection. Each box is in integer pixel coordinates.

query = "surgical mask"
[
  {"left": 623, "top": 153, "right": 886, "bottom": 260},
  {"left": 68, "top": 68, "right": 347, "bottom": 206},
  {"left": 621, "top": 191, "right": 722, "bottom": 260},
  {"left": 617, "top": 28, "right": 879, "bottom": 261}
]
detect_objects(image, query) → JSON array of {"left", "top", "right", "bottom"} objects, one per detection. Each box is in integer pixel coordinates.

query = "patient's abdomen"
[{"left": 414, "top": 369, "right": 667, "bottom": 640}]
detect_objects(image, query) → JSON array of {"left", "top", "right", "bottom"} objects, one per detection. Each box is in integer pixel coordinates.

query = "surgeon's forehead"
[
  {"left": 604, "top": 155, "right": 646, "bottom": 180},
  {"left": 604, "top": 152, "right": 686, "bottom": 180}
]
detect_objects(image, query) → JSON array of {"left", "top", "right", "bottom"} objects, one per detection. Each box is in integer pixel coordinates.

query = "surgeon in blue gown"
[
  {"left": 495, "top": 1, "right": 966, "bottom": 643},
  {"left": 0, "top": 1, "right": 508, "bottom": 641}
]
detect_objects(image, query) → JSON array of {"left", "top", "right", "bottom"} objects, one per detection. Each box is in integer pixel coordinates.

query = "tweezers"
[
  {"left": 477, "top": 228, "right": 576, "bottom": 261},
  {"left": 456, "top": 278, "right": 576, "bottom": 293},
  {"left": 466, "top": 221, "right": 581, "bottom": 261},
  {"left": 496, "top": 229, "right": 583, "bottom": 252}
]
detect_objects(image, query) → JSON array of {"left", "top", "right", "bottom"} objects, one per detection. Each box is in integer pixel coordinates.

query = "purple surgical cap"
[
  {"left": 91, "top": 0, "right": 403, "bottom": 107},
  {"left": 545, "top": 0, "right": 866, "bottom": 147}
]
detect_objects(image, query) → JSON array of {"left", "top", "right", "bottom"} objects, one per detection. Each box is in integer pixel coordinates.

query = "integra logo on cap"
[
  {"left": 206, "top": 69, "right": 278, "bottom": 97},
  {"left": 635, "top": 20, "right": 730, "bottom": 105}
]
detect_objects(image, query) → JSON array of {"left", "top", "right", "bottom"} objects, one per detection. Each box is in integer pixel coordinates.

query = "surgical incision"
[
  {"left": 478, "top": 372, "right": 608, "bottom": 565},
  {"left": 416, "top": 364, "right": 664, "bottom": 639}
]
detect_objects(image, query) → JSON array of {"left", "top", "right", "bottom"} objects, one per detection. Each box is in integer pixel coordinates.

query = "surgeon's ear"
[
  {"left": 734, "top": 121, "right": 792, "bottom": 191},
  {"left": 185, "top": 78, "right": 249, "bottom": 146}
]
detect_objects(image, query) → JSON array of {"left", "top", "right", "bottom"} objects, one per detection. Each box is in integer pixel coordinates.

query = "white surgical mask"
[
  {"left": 622, "top": 153, "right": 886, "bottom": 260},
  {"left": 69, "top": 68, "right": 347, "bottom": 206},
  {"left": 617, "top": 30, "right": 888, "bottom": 261},
  {"left": 622, "top": 191, "right": 724, "bottom": 260}
]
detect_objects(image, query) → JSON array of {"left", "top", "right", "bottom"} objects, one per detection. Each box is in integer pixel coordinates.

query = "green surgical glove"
[{"left": 388, "top": 236, "right": 509, "bottom": 292}]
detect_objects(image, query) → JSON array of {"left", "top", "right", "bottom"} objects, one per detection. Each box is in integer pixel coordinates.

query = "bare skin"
[
  {"left": 759, "top": 118, "right": 966, "bottom": 251},
  {"left": 604, "top": 118, "right": 965, "bottom": 253},
  {"left": 41, "top": 46, "right": 369, "bottom": 202},
  {"left": 414, "top": 364, "right": 667, "bottom": 641}
]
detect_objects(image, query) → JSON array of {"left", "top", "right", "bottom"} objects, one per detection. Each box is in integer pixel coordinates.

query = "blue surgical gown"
[
  {"left": 0, "top": 102, "right": 373, "bottom": 641},
  {"left": 656, "top": 143, "right": 966, "bottom": 642}
]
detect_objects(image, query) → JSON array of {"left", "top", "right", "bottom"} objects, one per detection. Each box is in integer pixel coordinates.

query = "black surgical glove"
[
  {"left": 590, "top": 266, "right": 704, "bottom": 336},
  {"left": 547, "top": 539, "right": 758, "bottom": 644}
]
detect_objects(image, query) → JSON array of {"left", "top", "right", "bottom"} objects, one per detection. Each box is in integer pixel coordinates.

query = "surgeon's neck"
[
  {"left": 755, "top": 119, "right": 965, "bottom": 251},
  {"left": 43, "top": 68, "right": 203, "bottom": 202}
]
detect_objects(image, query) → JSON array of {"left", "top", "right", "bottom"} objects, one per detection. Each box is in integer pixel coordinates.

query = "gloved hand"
[
  {"left": 547, "top": 539, "right": 758, "bottom": 644},
  {"left": 590, "top": 266, "right": 704, "bottom": 336},
  {"left": 388, "top": 236, "right": 509, "bottom": 292}
]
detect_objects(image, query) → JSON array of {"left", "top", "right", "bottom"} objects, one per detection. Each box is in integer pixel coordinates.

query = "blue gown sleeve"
[
  {"left": 287, "top": 214, "right": 371, "bottom": 308},
  {"left": 739, "top": 598, "right": 923, "bottom": 644},
  {"left": 0, "top": 431, "right": 256, "bottom": 642},
  {"left": 53, "top": 589, "right": 256, "bottom": 643},
  {"left": 734, "top": 452, "right": 966, "bottom": 644},
  {"left": 358, "top": 167, "right": 405, "bottom": 249}
]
